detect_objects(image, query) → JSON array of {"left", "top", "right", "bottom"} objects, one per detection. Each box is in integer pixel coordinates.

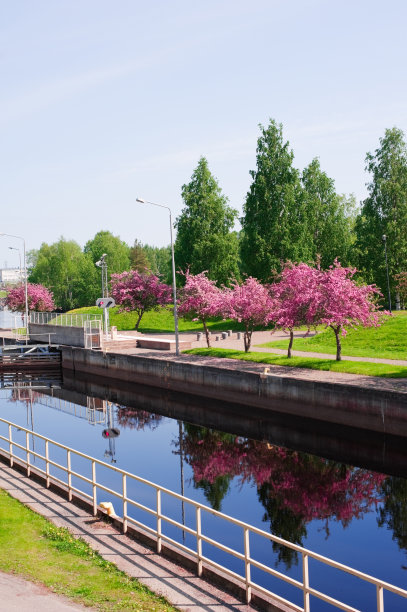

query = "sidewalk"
[{"left": 0, "top": 465, "right": 258, "bottom": 612}]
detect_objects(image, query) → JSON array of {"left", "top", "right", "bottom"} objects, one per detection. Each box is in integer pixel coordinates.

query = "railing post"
[
  {"left": 45, "top": 440, "right": 50, "bottom": 487},
  {"left": 244, "top": 527, "right": 252, "bottom": 604},
  {"left": 26, "top": 431, "right": 30, "bottom": 476},
  {"left": 157, "top": 489, "right": 162, "bottom": 553},
  {"left": 196, "top": 506, "right": 202, "bottom": 576},
  {"left": 67, "top": 449, "right": 72, "bottom": 501},
  {"left": 303, "top": 552, "right": 310, "bottom": 612},
  {"left": 8, "top": 424, "right": 13, "bottom": 467},
  {"left": 122, "top": 473, "right": 127, "bottom": 533},
  {"left": 92, "top": 460, "right": 97, "bottom": 515},
  {"left": 377, "top": 585, "right": 384, "bottom": 612}
]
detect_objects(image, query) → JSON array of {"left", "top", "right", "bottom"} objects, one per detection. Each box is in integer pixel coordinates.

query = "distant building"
[{"left": 0, "top": 268, "right": 22, "bottom": 285}]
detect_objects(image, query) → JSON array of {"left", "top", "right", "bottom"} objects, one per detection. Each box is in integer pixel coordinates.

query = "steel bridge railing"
[
  {"left": 0, "top": 415, "right": 406, "bottom": 612},
  {"left": 29, "top": 312, "right": 102, "bottom": 328}
]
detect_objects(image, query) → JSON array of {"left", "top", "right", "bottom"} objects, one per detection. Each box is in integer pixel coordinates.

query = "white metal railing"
[
  {"left": 0, "top": 415, "right": 406, "bottom": 612},
  {"left": 30, "top": 312, "right": 102, "bottom": 327}
]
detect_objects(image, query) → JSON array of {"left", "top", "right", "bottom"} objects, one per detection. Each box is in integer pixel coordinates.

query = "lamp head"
[
  {"left": 136, "top": 197, "right": 145, "bottom": 203},
  {"left": 382, "top": 234, "right": 387, "bottom": 241}
]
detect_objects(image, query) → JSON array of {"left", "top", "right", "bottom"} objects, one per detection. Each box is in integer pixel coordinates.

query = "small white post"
[
  {"left": 244, "top": 527, "right": 252, "bottom": 603},
  {"left": 157, "top": 489, "right": 162, "bottom": 553},
  {"left": 122, "top": 474, "right": 127, "bottom": 533},
  {"left": 45, "top": 440, "right": 50, "bottom": 487},
  {"left": 92, "top": 461, "right": 97, "bottom": 515},
  {"left": 303, "top": 552, "right": 310, "bottom": 612},
  {"left": 377, "top": 585, "right": 384, "bottom": 612},
  {"left": 26, "top": 431, "right": 30, "bottom": 476},
  {"left": 67, "top": 449, "right": 72, "bottom": 501},
  {"left": 8, "top": 424, "right": 13, "bottom": 467},
  {"left": 196, "top": 507, "right": 203, "bottom": 576}
]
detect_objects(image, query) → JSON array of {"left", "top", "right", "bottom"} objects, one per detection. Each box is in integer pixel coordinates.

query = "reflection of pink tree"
[
  {"left": 117, "top": 408, "right": 162, "bottom": 431},
  {"left": 178, "top": 271, "right": 222, "bottom": 347},
  {"left": 183, "top": 431, "right": 385, "bottom": 525}
]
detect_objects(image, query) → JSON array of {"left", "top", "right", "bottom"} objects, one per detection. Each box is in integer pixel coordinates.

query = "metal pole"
[
  {"left": 136, "top": 198, "right": 180, "bottom": 356},
  {"left": 383, "top": 235, "right": 392, "bottom": 312},
  {"left": 0, "top": 234, "right": 28, "bottom": 342}
]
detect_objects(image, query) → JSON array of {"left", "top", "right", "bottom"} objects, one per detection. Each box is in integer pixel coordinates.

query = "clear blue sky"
[{"left": 1, "top": 0, "right": 406, "bottom": 267}]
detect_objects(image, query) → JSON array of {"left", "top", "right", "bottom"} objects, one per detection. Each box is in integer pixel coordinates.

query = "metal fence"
[
  {"left": 30, "top": 312, "right": 102, "bottom": 327},
  {"left": 0, "top": 415, "right": 406, "bottom": 612}
]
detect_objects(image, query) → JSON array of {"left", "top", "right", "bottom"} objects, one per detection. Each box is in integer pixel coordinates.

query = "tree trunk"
[
  {"left": 244, "top": 327, "right": 252, "bottom": 352},
  {"left": 287, "top": 329, "right": 294, "bottom": 358},
  {"left": 203, "top": 320, "right": 211, "bottom": 347},
  {"left": 332, "top": 325, "right": 342, "bottom": 361},
  {"left": 134, "top": 311, "right": 144, "bottom": 331}
]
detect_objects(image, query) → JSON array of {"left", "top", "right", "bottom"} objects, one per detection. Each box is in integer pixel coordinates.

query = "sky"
[{"left": 1, "top": 0, "right": 406, "bottom": 268}]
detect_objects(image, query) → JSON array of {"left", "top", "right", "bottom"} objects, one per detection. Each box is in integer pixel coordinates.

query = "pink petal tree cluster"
[
  {"left": 6, "top": 283, "right": 55, "bottom": 314},
  {"left": 110, "top": 270, "right": 171, "bottom": 330},
  {"left": 223, "top": 277, "right": 274, "bottom": 352},
  {"left": 177, "top": 270, "right": 222, "bottom": 347}
]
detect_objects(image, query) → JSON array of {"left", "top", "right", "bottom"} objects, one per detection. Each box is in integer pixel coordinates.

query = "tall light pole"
[
  {"left": 0, "top": 233, "right": 28, "bottom": 334},
  {"left": 8, "top": 246, "right": 22, "bottom": 281},
  {"left": 382, "top": 234, "right": 392, "bottom": 313},
  {"left": 136, "top": 197, "right": 179, "bottom": 356}
]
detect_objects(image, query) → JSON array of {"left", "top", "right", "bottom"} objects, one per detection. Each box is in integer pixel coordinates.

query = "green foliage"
[
  {"left": 355, "top": 127, "right": 407, "bottom": 304},
  {"left": 175, "top": 156, "right": 240, "bottom": 285},
  {"left": 129, "top": 239, "right": 150, "bottom": 272},
  {"left": 0, "top": 489, "right": 176, "bottom": 611},
  {"left": 301, "top": 159, "right": 357, "bottom": 268},
  {"left": 144, "top": 244, "right": 172, "bottom": 281},
  {"left": 84, "top": 230, "right": 131, "bottom": 276},
  {"left": 184, "top": 348, "right": 407, "bottom": 378},
  {"left": 28, "top": 238, "right": 96, "bottom": 310},
  {"left": 258, "top": 311, "right": 407, "bottom": 360},
  {"left": 240, "top": 119, "right": 308, "bottom": 281}
]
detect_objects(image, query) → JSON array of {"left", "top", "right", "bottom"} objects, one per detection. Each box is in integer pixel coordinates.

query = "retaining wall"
[
  {"left": 61, "top": 347, "right": 407, "bottom": 437},
  {"left": 29, "top": 323, "right": 86, "bottom": 347}
]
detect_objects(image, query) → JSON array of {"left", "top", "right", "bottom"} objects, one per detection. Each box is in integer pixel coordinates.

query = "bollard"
[
  {"left": 215, "top": 335, "right": 220, "bottom": 341},
  {"left": 228, "top": 330, "right": 233, "bottom": 336},
  {"left": 197, "top": 332, "right": 202, "bottom": 340},
  {"left": 237, "top": 332, "right": 241, "bottom": 340},
  {"left": 222, "top": 331, "right": 228, "bottom": 340}
]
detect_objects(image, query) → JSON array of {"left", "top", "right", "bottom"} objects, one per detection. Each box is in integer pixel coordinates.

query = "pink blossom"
[{"left": 6, "top": 283, "right": 55, "bottom": 313}]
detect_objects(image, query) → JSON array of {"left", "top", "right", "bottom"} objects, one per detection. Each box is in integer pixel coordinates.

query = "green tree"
[
  {"left": 240, "top": 119, "right": 308, "bottom": 281},
  {"left": 129, "top": 240, "right": 150, "bottom": 272},
  {"left": 355, "top": 127, "right": 407, "bottom": 306},
  {"left": 29, "top": 238, "right": 95, "bottom": 310},
  {"left": 301, "top": 158, "right": 357, "bottom": 268},
  {"left": 84, "top": 230, "right": 130, "bottom": 276},
  {"left": 175, "top": 157, "right": 240, "bottom": 285},
  {"left": 144, "top": 244, "right": 172, "bottom": 282}
]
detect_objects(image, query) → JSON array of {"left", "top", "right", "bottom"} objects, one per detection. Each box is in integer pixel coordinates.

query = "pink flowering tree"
[
  {"left": 110, "top": 270, "right": 171, "bottom": 330},
  {"left": 178, "top": 271, "right": 222, "bottom": 347},
  {"left": 6, "top": 283, "right": 55, "bottom": 315},
  {"left": 317, "top": 260, "right": 387, "bottom": 361},
  {"left": 271, "top": 263, "right": 323, "bottom": 358},
  {"left": 223, "top": 277, "right": 274, "bottom": 352}
]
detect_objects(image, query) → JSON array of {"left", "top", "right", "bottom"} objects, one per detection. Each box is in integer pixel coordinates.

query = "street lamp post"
[
  {"left": 382, "top": 234, "right": 392, "bottom": 313},
  {"left": 0, "top": 233, "right": 28, "bottom": 337},
  {"left": 136, "top": 197, "right": 179, "bottom": 356}
]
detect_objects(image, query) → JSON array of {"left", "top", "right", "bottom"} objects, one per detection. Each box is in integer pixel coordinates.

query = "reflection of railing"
[
  {"left": 0, "top": 417, "right": 405, "bottom": 611},
  {"left": 35, "top": 395, "right": 107, "bottom": 425},
  {"left": 30, "top": 312, "right": 102, "bottom": 327}
]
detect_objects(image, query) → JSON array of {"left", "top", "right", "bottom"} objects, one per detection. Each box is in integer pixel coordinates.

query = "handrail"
[{"left": 0, "top": 415, "right": 405, "bottom": 611}]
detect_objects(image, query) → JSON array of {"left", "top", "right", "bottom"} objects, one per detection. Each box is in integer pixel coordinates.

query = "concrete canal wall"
[{"left": 61, "top": 347, "right": 407, "bottom": 437}]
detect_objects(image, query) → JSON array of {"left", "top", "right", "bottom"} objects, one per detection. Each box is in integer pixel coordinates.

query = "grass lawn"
[
  {"left": 256, "top": 311, "right": 407, "bottom": 361},
  {"left": 0, "top": 489, "right": 176, "bottom": 611},
  {"left": 68, "top": 305, "right": 261, "bottom": 334},
  {"left": 184, "top": 348, "right": 407, "bottom": 378},
  {"left": 0, "top": 290, "right": 6, "bottom": 298}
]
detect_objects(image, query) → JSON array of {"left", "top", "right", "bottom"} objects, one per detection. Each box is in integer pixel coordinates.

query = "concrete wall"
[
  {"left": 29, "top": 323, "right": 86, "bottom": 347},
  {"left": 61, "top": 347, "right": 407, "bottom": 437}
]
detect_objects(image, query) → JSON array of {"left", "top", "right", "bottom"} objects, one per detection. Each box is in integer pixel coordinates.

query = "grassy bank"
[
  {"left": 0, "top": 489, "right": 176, "bottom": 611},
  {"left": 68, "top": 305, "right": 255, "bottom": 333},
  {"left": 184, "top": 348, "right": 407, "bottom": 378},
  {"left": 257, "top": 311, "right": 407, "bottom": 360}
]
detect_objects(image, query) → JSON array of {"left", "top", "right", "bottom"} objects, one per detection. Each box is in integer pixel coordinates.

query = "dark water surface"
[{"left": 0, "top": 370, "right": 406, "bottom": 611}]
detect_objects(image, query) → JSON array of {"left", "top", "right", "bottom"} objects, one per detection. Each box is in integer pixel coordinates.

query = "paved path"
[{"left": 0, "top": 466, "right": 259, "bottom": 612}]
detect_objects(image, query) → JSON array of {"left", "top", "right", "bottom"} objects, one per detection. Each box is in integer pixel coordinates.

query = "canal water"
[{"left": 0, "top": 367, "right": 406, "bottom": 612}]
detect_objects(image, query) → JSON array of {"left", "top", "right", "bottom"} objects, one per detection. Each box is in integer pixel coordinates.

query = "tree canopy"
[{"left": 175, "top": 157, "right": 240, "bottom": 285}]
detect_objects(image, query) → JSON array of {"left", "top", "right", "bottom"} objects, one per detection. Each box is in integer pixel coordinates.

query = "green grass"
[
  {"left": 0, "top": 489, "right": 176, "bottom": 611},
  {"left": 67, "top": 305, "right": 258, "bottom": 334},
  {"left": 184, "top": 348, "right": 407, "bottom": 378},
  {"left": 0, "top": 290, "right": 6, "bottom": 298},
  {"left": 256, "top": 311, "right": 407, "bottom": 360}
]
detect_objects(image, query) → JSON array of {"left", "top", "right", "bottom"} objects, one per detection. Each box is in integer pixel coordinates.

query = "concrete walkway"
[{"left": 0, "top": 466, "right": 258, "bottom": 612}]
